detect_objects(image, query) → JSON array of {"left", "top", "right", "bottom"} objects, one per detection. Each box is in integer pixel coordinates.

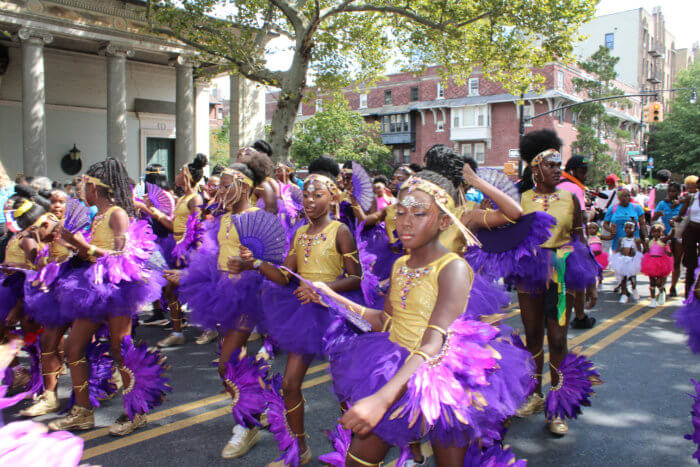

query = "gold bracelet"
[
  {"left": 410, "top": 350, "right": 431, "bottom": 361},
  {"left": 483, "top": 210, "right": 491, "bottom": 230},
  {"left": 86, "top": 245, "right": 97, "bottom": 257}
]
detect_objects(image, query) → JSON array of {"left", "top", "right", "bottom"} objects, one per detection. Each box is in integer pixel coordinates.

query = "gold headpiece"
[
  {"left": 305, "top": 174, "right": 339, "bottom": 196},
  {"left": 403, "top": 176, "right": 481, "bottom": 248},
  {"left": 31, "top": 212, "right": 59, "bottom": 229},
  {"left": 82, "top": 175, "right": 112, "bottom": 191},
  {"left": 145, "top": 167, "right": 165, "bottom": 175},
  {"left": 529, "top": 149, "right": 562, "bottom": 167},
  {"left": 221, "top": 168, "right": 254, "bottom": 188}
]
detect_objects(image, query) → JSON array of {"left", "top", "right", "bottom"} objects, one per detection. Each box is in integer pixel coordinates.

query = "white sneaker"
[
  {"left": 631, "top": 289, "right": 640, "bottom": 301},
  {"left": 649, "top": 298, "right": 657, "bottom": 308},
  {"left": 658, "top": 290, "right": 666, "bottom": 306},
  {"left": 221, "top": 425, "right": 260, "bottom": 459},
  {"left": 619, "top": 295, "right": 629, "bottom": 304}
]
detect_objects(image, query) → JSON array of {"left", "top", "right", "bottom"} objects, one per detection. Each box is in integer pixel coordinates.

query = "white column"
[
  {"left": 17, "top": 28, "right": 53, "bottom": 177},
  {"left": 100, "top": 43, "right": 133, "bottom": 166},
  {"left": 172, "top": 55, "right": 195, "bottom": 168},
  {"left": 194, "top": 77, "right": 210, "bottom": 160},
  {"left": 229, "top": 73, "right": 241, "bottom": 161}
]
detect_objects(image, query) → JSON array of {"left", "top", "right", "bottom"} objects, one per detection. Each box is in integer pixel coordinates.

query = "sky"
[{"left": 597, "top": 0, "right": 699, "bottom": 49}]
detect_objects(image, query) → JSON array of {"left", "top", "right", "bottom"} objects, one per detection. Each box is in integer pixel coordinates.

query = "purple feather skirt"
[
  {"left": 506, "top": 239, "right": 601, "bottom": 294},
  {"left": 328, "top": 331, "right": 534, "bottom": 448},
  {"left": 0, "top": 272, "right": 24, "bottom": 322},
  {"left": 155, "top": 234, "right": 177, "bottom": 269},
  {"left": 259, "top": 280, "right": 365, "bottom": 359},
  {"left": 178, "top": 250, "right": 262, "bottom": 333},
  {"left": 24, "top": 263, "right": 74, "bottom": 328},
  {"left": 56, "top": 260, "right": 166, "bottom": 323}
]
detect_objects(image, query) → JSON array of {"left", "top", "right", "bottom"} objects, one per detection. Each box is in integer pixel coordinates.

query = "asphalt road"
[{"left": 4, "top": 273, "right": 698, "bottom": 466}]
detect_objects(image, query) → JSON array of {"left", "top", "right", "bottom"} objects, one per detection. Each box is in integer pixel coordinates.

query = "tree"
[
  {"left": 210, "top": 116, "right": 231, "bottom": 166},
  {"left": 647, "top": 62, "right": 700, "bottom": 176},
  {"left": 150, "top": 0, "right": 596, "bottom": 160},
  {"left": 571, "top": 45, "right": 629, "bottom": 186},
  {"left": 290, "top": 96, "right": 391, "bottom": 173}
]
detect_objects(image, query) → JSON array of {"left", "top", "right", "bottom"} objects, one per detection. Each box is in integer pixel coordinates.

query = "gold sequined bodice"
[
  {"left": 173, "top": 193, "right": 196, "bottom": 242},
  {"left": 217, "top": 207, "right": 259, "bottom": 270},
  {"left": 385, "top": 204, "right": 399, "bottom": 244},
  {"left": 439, "top": 201, "right": 478, "bottom": 254},
  {"left": 4, "top": 236, "right": 33, "bottom": 268},
  {"left": 389, "top": 252, "right": 472, "bottom": 350},
  {"left": 48, "top": 239, "right": 71, "bottom": 263},
  {"left": 291, "top": 221, "right": 344, "bottom": 282},
  {"left": 521, "top": 189, "right": 574, "bottom": 248},
  {"left": 91, "top": 206, "right": 122, "bottom": 250}
]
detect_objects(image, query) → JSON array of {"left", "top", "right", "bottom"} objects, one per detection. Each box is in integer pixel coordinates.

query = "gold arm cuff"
[
  {"left": 410, "top": 350, "right": 431, "bottom": 362},
  {"left": 426, "top": 324, "right": 447, "bottom": 336},
  {"left": 346, "top": 451, "right": 383, "bottom": 466}
]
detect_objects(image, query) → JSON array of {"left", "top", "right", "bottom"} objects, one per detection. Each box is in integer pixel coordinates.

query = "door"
[{"left": 146, "top": 138, "right": 175, "bottom": 182}]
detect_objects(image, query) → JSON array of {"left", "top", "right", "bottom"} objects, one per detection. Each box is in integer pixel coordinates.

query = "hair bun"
[{"left": 192, "top": 153, "right": 208, "bottom": 169}]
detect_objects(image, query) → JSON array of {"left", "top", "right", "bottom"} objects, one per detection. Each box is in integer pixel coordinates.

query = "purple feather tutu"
[
  {"left": 179, "top": 250, "right": 263, "bottom": 333},
  {"left": 564, "top": 239, "right": 602, "bottom": 291},
  {"left": 463, "top": 442, "right": 527, "bottom": 467},
  {"left": 504, "top": 247, "right": 553, "bottom": 293},
  {"left": 0, "top": 272, "right": 23, "bottom": 322},
  {"left": 684, "top": 379, "right": 700, "bottom": 464},
  {"left": 674, "top": 268, "right": 700, "bottom": 353},
  {"left": 462, "top": 273, "right": 510, "bottom": 320},
  {"left": 154, "top": 234, "right": 177, "bottom": 269},
  {"left": 259, "top": 280, "right": 365, "bottom": 358},
  {"left": 23, "top": 262, "right": 75, "bottom": 328}
]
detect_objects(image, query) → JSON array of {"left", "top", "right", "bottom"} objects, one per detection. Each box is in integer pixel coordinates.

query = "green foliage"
[
  {"left": 209, "top": 116, "right": 230, "bottom": 166},
  {"left": 572, "top": 45, "right": 629, "bottom": 172},
  {"left": 647, "top": 63, "right": 700, "bottom": 176},
  {"left": 290, "top": 97, "right": 392, "bottom": 174},
  {"left": 588, "top": 152, "right": 623, "bottom": 187}
]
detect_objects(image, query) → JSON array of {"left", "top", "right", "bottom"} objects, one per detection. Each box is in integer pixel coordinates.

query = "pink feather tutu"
[
  {"left": 259, "top": 279, "right": 365, "bottom": 359},
  {"left": 641, "top": 253, "right": 673, "bottom": 278},
  {"left": 325, "top": 319, "right": 534, "bottom": 448},
  {"left": 178, "top": 249, "right": 263, "bottom": 333},
  {"left": 594, "top": 250, "right": 609, "bottom": 269},
  {"left": 55, "top": 220, "right": 166, "bottom": 322}
]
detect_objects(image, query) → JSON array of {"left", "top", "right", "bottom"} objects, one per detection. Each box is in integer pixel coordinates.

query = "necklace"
[
  {"left": 298, "top": 229, "right": 328, "bottom": 263},
  {"left": 531, "top": 192, "right": 560, "bottom": 212},
  {"left": 91, "top": 208, "right": 112, "bottom": 235},
  {"left": 396, "top": 264, "right": 431, "bottom": 309}
]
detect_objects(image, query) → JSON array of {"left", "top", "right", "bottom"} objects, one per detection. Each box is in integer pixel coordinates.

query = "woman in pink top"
[
  {"left": 373, "top": 175, "right": 395, "bottom": 211},
  {"left": 641, "top": 223, "right": 674, "bottom": 306}
]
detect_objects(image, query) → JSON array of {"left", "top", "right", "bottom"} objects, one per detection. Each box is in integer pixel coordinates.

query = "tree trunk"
[{"left": 269, "top": 46, "right": 311, "bottom": 162}]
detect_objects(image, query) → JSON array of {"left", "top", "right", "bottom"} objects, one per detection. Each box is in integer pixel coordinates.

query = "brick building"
[{"left": 266, "top": 64, "right": 641, "bottom": 170}]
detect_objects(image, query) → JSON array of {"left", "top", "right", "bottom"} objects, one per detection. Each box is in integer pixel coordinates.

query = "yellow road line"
[
  {"left": 302, "top": 373, "right": 332, "bottom": 389},
  {"left": 81, "top": 407, "right": 230, "bottom": 460},
  {"left": 307, "top": 362, "right": 329, "bottom": 375}
]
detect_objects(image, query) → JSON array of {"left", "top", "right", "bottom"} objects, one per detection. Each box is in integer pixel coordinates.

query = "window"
[
  {"left": 468, "top": 78, "right": 479, "bottom": 96},
  {"left": 381, "top": 114, "right": 410, "bottom": 133},
  {"left": 315, "top": 99, "right": 323, "bottom": 113},
  {"left": 384, "top": 90, "right": 392, "bottom": 105},
  {"left": 437, "top": 82, "right": 445, "bottom": 99},
  {"left": 359, "top": 93, "right": 368, "bottom": 109},
  {"left": 392, "top": 148, "right": 401, "bottom": 163},
  {"left": 557, "top": 109, "right": 564, "bottom": 124},
  {"left": 474, "top": 142, "right": 485, "bottom": 163},
  {"left": 461, "top": 143, "right": 471, "bottom": 157},
  {"left": 403, "top": 149, "right": 411, "bottom": 164},
  {"left": 522, "top": 103, "right": 534, "bottom": 124},
  {"left": 556, "top": 71, "right": 564, "bottom": 90},
  {"left": 436, "top": 120, "right": 444, "bottom": 132},
  {"left": 605, "top": 33, "right": 614, "bottom": 50},
  {"left": 217, "top": 108, "right": 223, "bottom": 119},
  {"left": 453, "top": 105, "right": 488, "bottom": 128},
  {"left": 410, "top": 87, "right": 419, "bottom": 101}
]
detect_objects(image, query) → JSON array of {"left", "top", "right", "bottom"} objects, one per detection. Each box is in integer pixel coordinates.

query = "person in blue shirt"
[
  {"left": 603, "top": 187, "right": 647, "bottom": 251},
  {"left": 653, "top": 181, "right": 683, "bottom": 296},
  {"left": 0, "top": 163, "right": 15, "bottom": 235}
]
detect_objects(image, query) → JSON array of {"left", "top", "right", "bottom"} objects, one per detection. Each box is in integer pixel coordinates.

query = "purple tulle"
[
  {"left": 120, "top": 336, "right": 171, "bottom": 421},
  {"left": 155, "top": 234, "right": 178, "bottom": 269},
  {"left": 461, "top": 273, "right": 510, "bottom": 320},
  {"left": 684, "top": 379, "right": 700, "bottom": 464},
  {"left": 354, "top": 221, "right": 380, "bottom": 306},
  {"left": 463, "top": 442, "right": 527, "bottom": 467},
  {"left": 259, "top": 280, "right": 365, "bottom": 358},
  {"left": 219, "top": 355, "right": 269, "bottom": 428},
  {"left": 0, "top": 272, "right": 24, "bottom": 322},
  {"left": 674, "top": 268, "right": 700, "bottom": 353},
  {"left": 65, "top": 339, "right": 116, "bottom": 411},
  {"left": 24, "top": 263, "right": 74, "bottom": 328},
  {"left": 564, "top": 239, "right": 602, "bottom": 291},
  {"left": 545, "top": 352, "right": 602, "bottom": 420},
  {"left": 0, "top": 420, "right": 84, "bottom": 466},
  {"left": 265, "top": 374, "right": 300, "bottom": 466},
  {"left": 179, "top": 249, "right": 263, "bottom": 333},
  {"left": 465, "top": 211, "right": 556, "bottom": 282},
  {"left": 318, "top": 424, "right": 351, "bottom": 466},
  {"left": 171, "top": 213, "right": 204, "bottom": 265}
]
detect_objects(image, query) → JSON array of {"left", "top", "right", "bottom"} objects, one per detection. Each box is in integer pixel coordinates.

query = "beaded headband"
[
  {"left": 221, "top": 168, "right": 254, "bottom": 188},
  {"left": 82, "top": 174, "right": 112, "bottom": 191},
  {"left": 530, "top": 149, "right": 562, "bottom": 167},
  {"left": 403, "top": 176, "right": 481, "bottom": 247},
  {"left": 304, "top": 174, "right": 339, "bottom": 196},
  {"left": 145, "top": 167, "right": 165, "bottom": 175}
]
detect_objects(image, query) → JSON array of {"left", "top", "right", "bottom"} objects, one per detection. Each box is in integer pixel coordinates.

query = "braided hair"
[
  {"left": 424, "top": 144, "right": 464, "bottom": 190},
  {"left": 86, "top": 158, "right": 135, "bottom": 217}
]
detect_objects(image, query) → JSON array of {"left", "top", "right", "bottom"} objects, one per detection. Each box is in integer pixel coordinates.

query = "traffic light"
[
  {"left": 651, "top": 101, "right": 663, "bottom": 122},
  {"left": 643, "top": 102, "right": 653, "bottom": 123}
]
